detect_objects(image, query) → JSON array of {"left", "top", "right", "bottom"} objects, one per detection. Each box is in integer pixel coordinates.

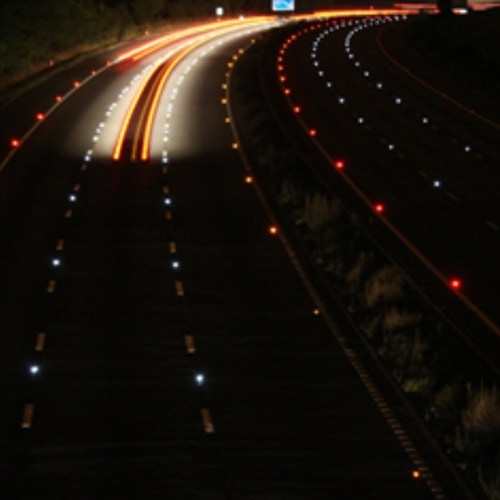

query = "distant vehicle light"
[
  {"left": 73, "top": 80, "right": 80, "bottom": 88},
  {"left": 29, "top": 365, "right": 40, "bottom": 375},
  {"left": 36, "top": 112, "right": 45, "bottom": 121},
  {"left": 164, "top": 197, "right": 172, "bottom": 205},
  {"left": 269, "top": 225, "right": 278, "bottom": 235},
  {"left": 52, "top": 258, "right": 61, "bottom": 267},
  {"left": 69, "top": 194, "right": 77, "bottom": 202},
  {"left": 338, "top": 97, "right": 346, "bottom": 104},
  {"left": 334, "top": 160, "right": 345, "bottom": 170},
  {"left": 309, "top": 129, "right": 317, "bottom": 137},
  {"left": 374, "top": 203, "right": 385, "bottom": 213},
  {"left": 171, "top": 261, "right": 180, "bottom": 270},
  {"left": 464, "top": 145, "right": 471, "bottom": 153},
  {"left": 376, "top": 82, "right": 383, "bottom": 89},
  {"left": 357, "top": 117, "right": 365, "bottom": 124},
  {"left": 395, "top": 97, "right": 402, "bottom": 104},
  {"left": 293, "top": 105, "right": 301, "bottom": 113},
  {"left": 422, "top": 116, "right": 429, "bottom": 124},
  {"left": 450, "top": 278, "right": 462, "bottom": 290},
  {"left": 55, "top": 95, "right": 63, "bottom": 102},
  {"left": 433, "top": 179, "right": 441, "bottom": 188},
  {"left": 10, "top": 138, "right": 20, "bottom": 148},
  {"left": 196, "top": 374, "right": 204, "bottom": 385},
  {"left": 412, "top": 470, "right": 421, "bottom": 479},
  {"left": 244, "top": 175, "right": 253, "bottom": 184}
]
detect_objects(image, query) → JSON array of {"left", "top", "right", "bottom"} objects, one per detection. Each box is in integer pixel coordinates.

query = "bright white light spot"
[
  {"left": 196, "top": 374, "right": 204, "bottom": 385},
  {"left": 357, "top": 117, "right": 365, "bottom": 124},
  {"left": 376, "top": 82, "right": 383, "bottom": 89},
  {"left": 338, "top": 97, "right": 346, "bottom": 104},
  {"left": 395, "top": 97, "right": 402, "bottom": 104},
  {"left": 422, "top": 117, "right": 429, "bottom": 124},
  {"left": 433, "top": 179, "right": 441, "bottom": 188},
  {"left": 30, "top": 365, "right": 40, "bottom": 375},
  {"left": 464, "top": 145, "right": 471, "bottom": 153},
  {"left": 164, "top": 197, "right": 172, "bottom": 205},
  {"left": 69, "top": 194, "right": 77, "bottom": 202},
  {"left": 52, "top": 258, "right": 61, "bottom": 267},
  {"left": 172, "top": 261, "right": 180, "bottom": 269},
  {"left": 388, "top": 143, "right": 395, "bottom": 151}
]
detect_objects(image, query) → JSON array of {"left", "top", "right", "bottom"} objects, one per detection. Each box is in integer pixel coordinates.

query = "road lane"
[
  {"left": 0, "top": 17, "right": 451, "bottom": 499},
  {"left": 266, "top": 16, "right": 500, "bottom": 351}
]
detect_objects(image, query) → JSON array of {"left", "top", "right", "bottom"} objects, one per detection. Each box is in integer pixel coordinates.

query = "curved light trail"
[{"left": 112, "top": 17, "right": 276, "bottom": 163}]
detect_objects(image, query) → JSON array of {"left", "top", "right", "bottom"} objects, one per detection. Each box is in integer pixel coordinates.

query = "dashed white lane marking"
[
  {"left": 21, "top": 403, "right": 34, "bottom": 429},
  {"left": 169, "top": 241, "right": 177, "bottom": 254},
  {"left": 163, "top": 185, "right": 170, "bottom": 195},
  {"left": 185, "top": 335, "right": 196, "bottom": 354},
  {"left": 165, "top": 210, "right": 172, "bottom": 220},
  {"left": 35, "top": 332, "right": 46, "bottom": 352},
  {"left": 47, "top": 280, "right": 56, "bottom": 293},
  {"left": 201, "top": 408, "right": 214, "bottom": 433},
  {"left": 175, "top": 280, "right": 184, "bottom": 297},
  {"left": 56, "top": 239, "right": 65, "bottom": 251},
  {"left": 64, "top": 209, "right": 73, "bottom": 219},
  {"left": 447, "top": 191, "right": 459, "bottom": 202},
  {"left": 73, "top": 183, "right": 81, "bottom": 192}
]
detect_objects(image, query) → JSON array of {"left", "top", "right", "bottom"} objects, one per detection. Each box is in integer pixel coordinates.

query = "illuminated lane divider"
[
  {"left": 114, "top": 21, "right": 275, "bottom": 163},
  {"left": 140, "top": 35, "right": 218, "bottom": 162},
  {"left": 139, "top": 21, "right": 273, "bottom": 162},
  {"left": 375, "top": 25, "right": 500, "bottom": 133},
  {"left": 276, "top": 26, "right": 500, "bottom": 341}
]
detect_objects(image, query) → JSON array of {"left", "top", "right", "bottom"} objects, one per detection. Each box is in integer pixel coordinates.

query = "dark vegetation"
[
  {"left": 230, "top": 35, "right": 500, "bottom": 499},
  {"left": 0, "top": 0, "right": 263, "bottom": 98}
]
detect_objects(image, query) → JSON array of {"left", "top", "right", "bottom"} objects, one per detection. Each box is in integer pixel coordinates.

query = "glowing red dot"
[
  {"left": 309, "top": 129, "right": 317, "bottom": 137},
  {"left": 36, "top": 112, "right": 45, "bottom": 121},
  {"left": 73, "top": 81, "right": 80, "bottom": 88},
  {"left": 55, "top": 95, "right": 62, "bottom": 102},
  {"left": 91, "top": 69, "right": 96, "bottom": 75},
  {"left": 374, "top": 203, "right": 385, "bottom": 213},
  {"left": 450, "top": 278, "right": 462, "bottom": 290},
  {"left": 280, "top": 75, "right": 286, "bottom": 82},
  {"left": 10, "top": 138, "right": 20, "bottom": 148},
  {"left": 293, "top": 105, "right": 301, "bottom": 113},
  {"left": 334, "top": 160, "right": 345, "bottom": 170},
  {"left": 284, "top": 88, "right": 291, "bottom": 95}
]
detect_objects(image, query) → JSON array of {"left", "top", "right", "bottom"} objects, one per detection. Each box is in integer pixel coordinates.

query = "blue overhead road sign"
[{"left": 272, "top": 0, "right": 295, "bottom": 12}]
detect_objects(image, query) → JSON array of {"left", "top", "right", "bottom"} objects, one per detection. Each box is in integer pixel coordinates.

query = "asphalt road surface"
[
  {"left": 263, "top": 15, "right": 500, "bottom": 368},
  {"left": 0, "top": 16, "right": 465, "bottom": 499}
]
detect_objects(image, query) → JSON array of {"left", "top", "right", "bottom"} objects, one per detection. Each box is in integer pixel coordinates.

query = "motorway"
[
  {"left": 0, "top": 14, "right": 466, "bottom": 499},
  {"left": 267, "top": 14, "right": 500, "bottom": 361}
]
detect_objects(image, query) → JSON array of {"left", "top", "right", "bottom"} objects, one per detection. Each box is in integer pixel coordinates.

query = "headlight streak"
[{"left": 111, "top": 19, "right": 276, "bottom": 163}]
